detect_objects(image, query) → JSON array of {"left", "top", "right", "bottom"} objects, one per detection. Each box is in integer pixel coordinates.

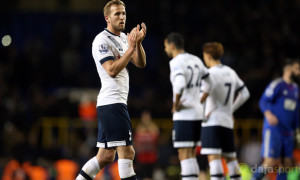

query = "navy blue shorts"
[
  {"left": 96, "top": 103, "right": 133, "bottom": 148},
  {"left": 172, "top": 120, "right": 202, "bottom": 148},
  {"left": 201, "top": 126, "right": 236, "bottom": 158}
]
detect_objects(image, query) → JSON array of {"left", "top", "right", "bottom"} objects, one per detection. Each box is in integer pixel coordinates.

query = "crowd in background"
[{"left": 1, "top": 0, "right": 300, "bottom": 179}]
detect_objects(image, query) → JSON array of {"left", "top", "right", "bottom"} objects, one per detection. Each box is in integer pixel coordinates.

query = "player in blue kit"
[{"left": 252, "top": 59, "right": 300, "bottom": 180}]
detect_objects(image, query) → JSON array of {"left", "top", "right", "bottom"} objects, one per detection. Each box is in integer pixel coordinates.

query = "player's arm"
[
  {"left": 200, "top": 92, "right": 209, "bottom": 104},
  {"left": 172, "top": 74, "right": 186, "bottom": 113},
  {"left": 131, "top": 23, "right": 147, "bottom": 68},
  {"left": 201, "top": 74, "right": 216, "bottom": 118},
  {"left": 295, "top": 103, "right": 300, "bottom": 148},
  {"left": 200, "top": 74, "right": 211, "bottom": 103},
  {"left": 259, "top": 82, "right": 280, "bottom": 125},
  {"left": 170, "top": 61, "right": 186, "bottom": 113},
  {"left": 172, "top": 93, "right": 184, "bottom": 113},
  {"left": 296, "top": 101, "right": 300, "bottom": 128},
  {"left": 294, "top": 99, "right": 300, "bottom": 129},
  {"left": 232, "top": 85, "right": 250, "bottom": 112},
  {"left": 102, "top": 28, "right": 137, "bottom": 78}
]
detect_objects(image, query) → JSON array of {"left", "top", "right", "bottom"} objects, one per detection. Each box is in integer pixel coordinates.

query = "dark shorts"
[
  {"left": 172, "top": 120, "right": 202, "bottom": 148},
  {"left": 96, "top": 103, "right": 133, "bottom": 148},
  {"left": 201, "top": 126, "right": 236, "bottom": 158}
]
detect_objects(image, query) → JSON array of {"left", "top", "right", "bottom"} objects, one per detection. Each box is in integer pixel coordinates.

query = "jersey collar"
[{"left": 105, "top": 29, "right": 120, "bottom": 37}]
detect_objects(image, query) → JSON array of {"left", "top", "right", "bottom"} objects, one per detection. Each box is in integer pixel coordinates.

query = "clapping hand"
[
  {"left": 136, "top": 22, "right": 147, "bottom": 44},
  {"left": 127, "top": 27, "right": 137, "bottom": 49}
]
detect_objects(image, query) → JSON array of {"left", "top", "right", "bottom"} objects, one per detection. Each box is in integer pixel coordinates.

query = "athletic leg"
[
  {"left": 252, "top": 158, "right": 279, "bottom": 180},
  {"left": 276, "top": 158, "right": 292, "bottom": 180},
  {"left": 253, "top": 128, "right": 282, "bottom": 180},
  {"left": 116, "top": 145, "right": 137, "bottom": 180},
  {"left": 222, "top": 128, "right": 241, "bottom": 180},
  {"left": 76, "top": 148, "right": 116, "bottom": 180},
  {"left": 225, "top": 157, "right": 241, "bottom": 180},
  {"left": 208, "top": 155, "right": 224, "bottom": 180},
  {"left": 178, "top": 148, "right": 199, "bottom": 180}
]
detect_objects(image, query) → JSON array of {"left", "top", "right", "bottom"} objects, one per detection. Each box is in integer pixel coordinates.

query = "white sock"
[
  {"left": 118, "top": 159, "right": 136, "bottom": 179},
  {"left": 180, "top": 158, "right": 199, "bottom": 180},
  {"left": 209, "top": 159, "right": 224, "bottom": 180},
  {"left": 76, "top": 157, "right": 100, "bottom": 180},
  {"left": 191, "top": 158, "right": 200, "bottom": 175},
  {"left": 227, "top": 160, "right": 241, "bottom": 180}
]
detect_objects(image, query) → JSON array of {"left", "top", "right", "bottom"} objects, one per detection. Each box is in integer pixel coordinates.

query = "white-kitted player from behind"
[
  {"left": 200, "top": 42, "right": 250, "bottom": 180},
  {"left": 164, "top": 32, "right": 209, "bottom": 180}
]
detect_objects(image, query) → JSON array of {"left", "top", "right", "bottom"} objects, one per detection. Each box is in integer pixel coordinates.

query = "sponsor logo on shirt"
[
  {"left": 284, "top": 98, "right": 297, "bottom": 111},
  {"left": 107, "top": 36, "right": 123, "bottom": 51}
]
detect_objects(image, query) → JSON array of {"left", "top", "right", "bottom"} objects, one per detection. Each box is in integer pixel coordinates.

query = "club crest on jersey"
[
  {"left": 99, "top": 44, "right": 109, "bottom": 53},
  {"left": 129, "top": 130, "right": 132, "bottom": 141}
]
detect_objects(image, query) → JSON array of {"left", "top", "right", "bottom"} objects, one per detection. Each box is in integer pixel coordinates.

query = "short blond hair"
[{"left": 103, "top": 0, "right": 125, "bottom": 17}]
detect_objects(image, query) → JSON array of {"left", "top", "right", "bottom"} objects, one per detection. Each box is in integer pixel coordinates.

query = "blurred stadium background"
[{"left": 1, "top": 0, "right": 300, "bottom": 179}]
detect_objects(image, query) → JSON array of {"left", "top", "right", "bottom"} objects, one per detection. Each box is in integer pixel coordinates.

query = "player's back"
[
  {"left": 170, "top": 53, "right": 207, "bottom": 120},
  {"left": 204, "top": 65, "right": 243, "bottom": 128}
]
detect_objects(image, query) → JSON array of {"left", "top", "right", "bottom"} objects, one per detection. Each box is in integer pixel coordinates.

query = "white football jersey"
[
  {"left": 92, "top": 29, "right": 129, "bottom": 106},
  {"left": 202, "top": 64, "right": 245, "bottom": 129},
  {"left": 169, "top": 53, "right": 208, "bottom": 121}
]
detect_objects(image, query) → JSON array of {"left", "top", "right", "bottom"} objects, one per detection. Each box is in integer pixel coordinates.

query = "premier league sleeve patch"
[{"left": 99, "top": 44, "right": 109, "bottom": 54}]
